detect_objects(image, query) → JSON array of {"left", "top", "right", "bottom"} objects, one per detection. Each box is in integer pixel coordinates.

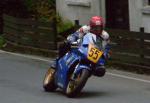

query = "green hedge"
[{"left": 0, "top": 36, "right": 5, "bottom": 48}]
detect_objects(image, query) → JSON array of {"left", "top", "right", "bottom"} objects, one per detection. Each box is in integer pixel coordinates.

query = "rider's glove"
[{"left": 103, "top": 50, "right": 112, "bottom": 60}]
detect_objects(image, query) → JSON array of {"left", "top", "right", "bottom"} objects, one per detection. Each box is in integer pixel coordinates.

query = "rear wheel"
[
  {"left": 66, "top": 69, "right": 89, "bottom": 97},
  {"left": 43, "top": 68, "right": 57, "bottom": 92}
]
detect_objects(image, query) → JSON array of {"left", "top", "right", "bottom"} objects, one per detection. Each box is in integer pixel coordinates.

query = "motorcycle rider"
[{"left": 51, "top": 16, "right": 111, "bottom": 76}]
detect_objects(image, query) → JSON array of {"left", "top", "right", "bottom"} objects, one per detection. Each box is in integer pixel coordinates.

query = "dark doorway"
[
  {"left": 0, "top": 2, "right": 3, "bottom": 34},
  {"left": 106, "top": 0, "right": 129, "bottom": 30}
]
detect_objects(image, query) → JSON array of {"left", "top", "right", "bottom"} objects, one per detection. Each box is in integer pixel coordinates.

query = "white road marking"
[
  {"left": 0, "top": 50, "right": 50, "bottom": 62},
  {"left": 106, "top": 72, "right": 150, "bottom": 84},
  {"left": 1, "top": 50, "right": 150, "bottom": 84}
]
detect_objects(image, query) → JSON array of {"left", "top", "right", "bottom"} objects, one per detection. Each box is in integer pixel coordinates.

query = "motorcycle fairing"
[{"left": 55, "top": 51, "right": 79, "bottom": 89}]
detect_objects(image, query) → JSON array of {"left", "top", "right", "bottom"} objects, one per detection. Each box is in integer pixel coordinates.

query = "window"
[
  {"left": 66, "top": 0, "right": 91, "bottom": 7},
  {"left": 142, "top": 0, "right": 150, "bottom": 14}
]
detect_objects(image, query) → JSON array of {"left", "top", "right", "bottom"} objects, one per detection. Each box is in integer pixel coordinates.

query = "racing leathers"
[{"left": 67, "top": 25, "right": 110, "bottom": 59}]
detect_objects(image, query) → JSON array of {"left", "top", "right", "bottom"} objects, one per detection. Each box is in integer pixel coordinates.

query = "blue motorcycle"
[{"left": 43, "top": 33, "right": 110, "bottom": 97}]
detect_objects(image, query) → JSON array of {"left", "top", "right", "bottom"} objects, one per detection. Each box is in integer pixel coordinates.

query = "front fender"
[{"left": 72, "top": 65, "right": 91, "bottom": 80}]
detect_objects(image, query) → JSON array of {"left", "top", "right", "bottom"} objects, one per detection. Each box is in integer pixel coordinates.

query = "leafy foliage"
[
  {"left": 0, "top": 36, "right": 5, "bottom": 48},
  {"left": 24, "top": 0, "right": 74, "bottom": 33},
  {"left": 3, "top": 0, "right": 74, "bottom": 35},
  {"left": 57, "top": 14, "right": 74, "bottom": 34},
  {"left": 24, "top": 0, "right": 56, "bottom": 21}
]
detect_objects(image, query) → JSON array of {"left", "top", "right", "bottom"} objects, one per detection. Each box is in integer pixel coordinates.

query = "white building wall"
[
  {"left": 56, "top": 0, "right": 103, "bottom": 25},
  {"left": 141, "top": 6, "right": 150, "bottom": 33},
  {"left": 129, "top": 0, "right": 143, "bottom": 32},
  {"left": 57, "top": 0, "right": 150, "bottom": 33},
  {"left": 142, "top": 13, "right": 150, "bottom": 33},
  {"left": 129, "top": 0, "right": 150, "bottom": 33}
]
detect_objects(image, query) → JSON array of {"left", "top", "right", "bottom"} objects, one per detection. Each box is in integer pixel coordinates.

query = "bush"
[
  {"left": 57, "top": 20, "right": 74, "bottom": 34},
  {"left": 24, "top": 0, "right": 74, "bottom": 29},
  {"left": 0, "top": 36, "right": 5, "bottom": 48},
  {"left": 57, "top": 15, "right": 74, "bottom": 34},
  {"left": 24, "top": 0, "right": 56, "bottom": 21}
]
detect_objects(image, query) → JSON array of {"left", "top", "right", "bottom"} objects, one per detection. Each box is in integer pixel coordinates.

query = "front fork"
[{"left": 71, "top": 64, "right": 91, "bottom": 80}]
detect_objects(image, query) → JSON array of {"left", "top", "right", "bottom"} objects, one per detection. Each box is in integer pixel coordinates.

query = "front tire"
[
  {"left": 66, "top": 69, "right": 89, "bottom": 97},
  {"left": 43, "top": 68, "right": 57, "bottom": 92}
]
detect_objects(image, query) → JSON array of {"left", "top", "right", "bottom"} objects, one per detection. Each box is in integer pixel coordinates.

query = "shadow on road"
[
  {"left": 77, "top": 90, "right": 110, "bottom": 98},
  {"left": 42, "top": 88, "right": 112, "bottom": 99}
]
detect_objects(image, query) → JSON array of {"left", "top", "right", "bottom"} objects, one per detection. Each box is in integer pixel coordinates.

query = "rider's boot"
[{"left": 93, "top": 65, "right": 106, "bottom": 77}]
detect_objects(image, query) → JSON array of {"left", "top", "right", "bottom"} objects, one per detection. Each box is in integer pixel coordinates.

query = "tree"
[{"left": 24, "top": 0, "right": 56, "bottom": 21}]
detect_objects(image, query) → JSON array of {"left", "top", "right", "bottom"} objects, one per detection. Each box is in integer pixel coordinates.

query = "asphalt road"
[{"left": 0, "top": 50, "right": 150, "bottom": 103}]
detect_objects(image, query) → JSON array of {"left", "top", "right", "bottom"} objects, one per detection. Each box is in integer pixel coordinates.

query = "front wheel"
[
  {"left": 66, "top": 69, "right": 89, "bottom": 97},
  {"left": 43, "top": 68, "right": 57, "bottom": 92}
]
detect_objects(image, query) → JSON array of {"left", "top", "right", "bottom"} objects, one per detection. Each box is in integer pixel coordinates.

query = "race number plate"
[{"left": 87, "top": 44, "right": 103, "bottom": 63}]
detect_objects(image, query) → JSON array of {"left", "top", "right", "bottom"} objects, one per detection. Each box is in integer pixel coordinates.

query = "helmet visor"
[{"left": 91, "top": 26, "right": 103, "bottom": 33}]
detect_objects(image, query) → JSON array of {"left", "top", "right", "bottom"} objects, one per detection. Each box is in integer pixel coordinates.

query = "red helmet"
[{"left": 89, "top": 16, "right": 104, "bottom": 35}]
